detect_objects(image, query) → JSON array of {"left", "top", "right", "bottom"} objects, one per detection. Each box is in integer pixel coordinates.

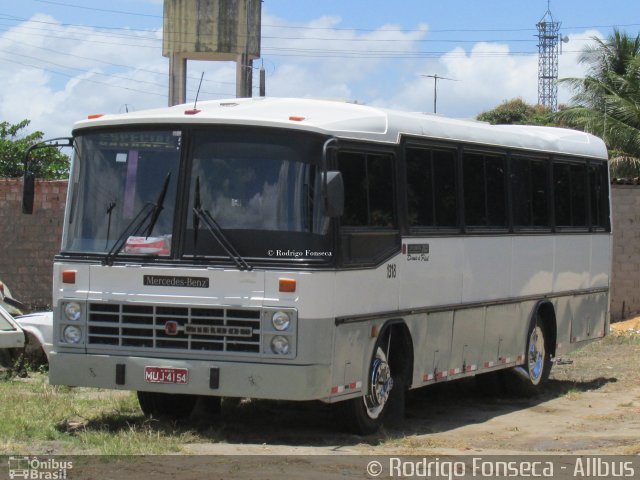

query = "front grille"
[{"left": 87, "top": 303, "right": 261, "bottom": 354}]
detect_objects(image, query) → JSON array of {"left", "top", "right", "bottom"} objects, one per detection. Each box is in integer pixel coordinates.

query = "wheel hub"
[
  {"left": 365, "top": 356, "right": 393, "bottom": 418},
  {"left": 528, "top": 326, "right": 545, "bottom": 382}
]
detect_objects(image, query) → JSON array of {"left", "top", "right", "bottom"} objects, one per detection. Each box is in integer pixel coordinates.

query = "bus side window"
[
  {"left": 338, "top": 152, "right": 395, "bottom": 228},
  {"left": 337, "top": 150, "right": 399, "bottom": 266},
  {"left": 463, "top": 152, "right": 507, "bottom": 228},
  {"left": 511, "top": 157, "right": 549, "bottom": 229},
  {"left": 554, "top": 161, "right": 587, "bottom": 228},
  {"left": 589, "top": 162, "right": 610, "bottom": 230},
  {"left": 406, "top": 147, "right": 457, "bottom": 229}
]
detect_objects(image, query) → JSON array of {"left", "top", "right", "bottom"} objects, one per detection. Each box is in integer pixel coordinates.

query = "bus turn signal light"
[
  {"left": 62, "top": 270, "right": 77, "bottom": 284},
  {"left": 279, "top": 278, "right": 296, "bottom": 293},
  {"left": 87, "top": 114, "right": 104, "bottom": 119}
]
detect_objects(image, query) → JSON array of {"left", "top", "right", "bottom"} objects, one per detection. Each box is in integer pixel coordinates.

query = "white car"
[
  {"left": 0, "top": 305, "right": 25, "bottom": 367},
  {"left": 14, "top": 312, "right": 53, "bottom": 364}
]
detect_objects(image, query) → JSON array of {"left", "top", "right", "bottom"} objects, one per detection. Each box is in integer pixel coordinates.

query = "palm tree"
[{"left": 558, "top": 30, "right": 640, "bottom": 176}]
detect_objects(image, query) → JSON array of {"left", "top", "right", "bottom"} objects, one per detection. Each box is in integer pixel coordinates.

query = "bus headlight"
[
  {"left": 63, "top": 302, "right": 81, "bottom": 321},
  {"left": 271, "top": 311, "right": 290, "bottom": 331},
  {"left": 63, "top": 325, "right": 82, "bottom": 344},
  {"left": 270, "top": 335, "right": 290, "bottom": 355}
]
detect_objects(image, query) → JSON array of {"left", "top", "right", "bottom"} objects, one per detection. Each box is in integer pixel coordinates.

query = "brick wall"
[
  {"left": 610, "top": 184, "right": 640, "bottom": 320},
  {"left": 0, "top": 179, "right": 67, "bottom": 309},
  {"left": 0, "top": 179, "right": 638, "bottom": 319}
]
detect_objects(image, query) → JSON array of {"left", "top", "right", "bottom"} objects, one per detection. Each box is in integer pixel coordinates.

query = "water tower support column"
[{"left": 168, "top": 53, "right": 187, "bottom": 106}]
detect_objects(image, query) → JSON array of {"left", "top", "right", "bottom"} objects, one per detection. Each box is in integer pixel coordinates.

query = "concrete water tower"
[{"left": 163, "top": 0, "right": 261, "bottom": 105}]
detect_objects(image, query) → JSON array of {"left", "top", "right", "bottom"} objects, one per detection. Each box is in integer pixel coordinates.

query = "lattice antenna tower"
[{"left": 537, "top": 1, "right": 561, "bottom": 111}]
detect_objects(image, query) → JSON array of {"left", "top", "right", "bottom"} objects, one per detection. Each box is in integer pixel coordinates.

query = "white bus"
[{"left": 24, "top": 98, "right": 611, "bottom": 434}]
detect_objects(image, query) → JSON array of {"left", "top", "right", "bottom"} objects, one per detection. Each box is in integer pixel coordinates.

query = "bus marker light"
[
  {"left": 371, "top": 325, "right": 379, "bottom": 338},
  {"left": 87, "top": 114, "right": 104, "bottom": 119},
  {"left": 289, "top": 116, "right": 305, "bottom": 122},
  {"left": 279, "top": 278, "right": 296, "bottom": 292},
  {"left": 184, "top": 109, "right": 201, "bottom": 115},
  {"left": 62, "top": 270, "right": 77, "bottom": 284}
]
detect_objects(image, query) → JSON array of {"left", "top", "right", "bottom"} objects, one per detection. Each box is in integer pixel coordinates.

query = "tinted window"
[
  {"left": 64, "top": 130, "right": 181, "bottom": 254},
  {"left": 511, "top": 158, "right": 549, "bottom": 227},
  {"left": 339, "top": 152, "right": 395, "bottom": 227},
  {"left": 554, "top": 162, "right": 587, "bottom": 227},
  {"left": 406, "top": 147, "right": 457, "bottom": 228},
  {"left": 463, "top": 152, "right": 507, "bottom": 227},
  {"left": 187, "top": 130, "right": 325, "bottom": 233},
  {"left": 590, "top": 163, "right": 609, "bottom": 228}
]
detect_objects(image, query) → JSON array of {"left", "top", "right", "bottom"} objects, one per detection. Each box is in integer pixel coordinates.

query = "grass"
[{"left": 0, "top": 372, "right": 198, "bottom": 455}]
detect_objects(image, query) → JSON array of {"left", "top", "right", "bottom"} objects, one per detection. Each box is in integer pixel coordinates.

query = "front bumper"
[{"left": 49, "top": 351, "right": 331, "bottom": 401}]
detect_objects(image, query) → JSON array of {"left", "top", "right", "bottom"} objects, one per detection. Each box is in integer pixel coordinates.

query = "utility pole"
[{"left": 421, "top": 74, "right": 457, "bottom": 114}]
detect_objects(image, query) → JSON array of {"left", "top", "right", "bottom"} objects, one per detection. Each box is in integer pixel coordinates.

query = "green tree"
[
  {"left": 0, "top": 119, "right": 69, "bottom": 179},
  {"left": 558, "top": 29, "right": 640, "bottom": 177},
  {"left": 476, "top": 98, "right": 554, "bottom": 125}
]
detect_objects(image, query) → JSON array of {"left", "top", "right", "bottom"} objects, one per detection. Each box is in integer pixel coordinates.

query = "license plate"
[{"left": 144, "top": 366, "right": 189, "bottom": 384}]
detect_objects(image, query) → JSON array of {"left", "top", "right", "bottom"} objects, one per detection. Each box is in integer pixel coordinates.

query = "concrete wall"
[
  {"left": 610, "top": 184, "right": 640, "bottom": 321},
  {"left": 0, "top": 179, "right": 638, "bottom": 320}
]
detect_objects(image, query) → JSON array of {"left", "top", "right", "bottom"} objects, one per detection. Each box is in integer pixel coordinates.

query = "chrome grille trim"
[{"left": 87, "top": 302, "right": 261, "bottom": 354}]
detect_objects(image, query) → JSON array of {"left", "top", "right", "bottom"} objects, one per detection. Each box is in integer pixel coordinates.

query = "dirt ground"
[
  {"left": 7, "top": 321, "right": 639, "bottom": 479},
  {"left": 175, "top": 324, "right": 640, "bottom": 457},
  {"left": 61, "top": 322, "right": 640, "bottom": 479}
]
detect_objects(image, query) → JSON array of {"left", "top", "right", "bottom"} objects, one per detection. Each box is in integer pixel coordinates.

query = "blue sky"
[{"left": 2, "top": 0, "right": 640, "bottom": 137}]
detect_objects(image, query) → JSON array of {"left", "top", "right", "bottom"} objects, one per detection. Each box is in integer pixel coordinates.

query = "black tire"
[
  {"left": 337, "top": 343, "right": 401, "bottom": 435},
  {"left": 137, "top": 391, "right": 199, "bottom": 419},
  {"left": 23, "top": 332, "right": 48, "bottom": 368},
  {"left": 506, "top": 315, "right": 553, "bottom": 395}
]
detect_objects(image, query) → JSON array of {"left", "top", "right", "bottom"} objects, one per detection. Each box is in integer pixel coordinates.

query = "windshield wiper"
[
  {"left": 102, "top": 172, "right": 171, "bottom": 266},
  {"left": 145, "top": 172, "right": 171, "bottom": 237},
  {"left": 192, "top": 176, "right": 252, "bottom": 271}
]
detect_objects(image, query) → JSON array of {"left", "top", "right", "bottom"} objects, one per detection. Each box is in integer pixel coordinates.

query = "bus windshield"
[
  {"left": 183, "top": 128, "right": 330, "bottom": 259},
  {"left": 63, "top": 130, "right": 181, "bottom": 255},
  {"left": 62, "top": 127, "right": 332, "bottom": 262}
]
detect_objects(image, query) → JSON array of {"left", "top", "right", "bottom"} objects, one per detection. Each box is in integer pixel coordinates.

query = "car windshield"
[{"left": 62, "top": 130, "right": 181, "bottom": 255}]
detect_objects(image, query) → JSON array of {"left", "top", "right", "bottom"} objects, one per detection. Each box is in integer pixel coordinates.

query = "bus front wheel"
[
  {"left": 338, "top": 344, "right": 401, "bottom": 435},
  {"left": 137, "top": 391, "right": 221, "bottom": 420}
]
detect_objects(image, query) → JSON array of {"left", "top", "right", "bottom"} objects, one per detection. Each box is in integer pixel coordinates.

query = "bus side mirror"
[
  {"left": 324, "top": 170, "right": 344, "bottom": 217},
  {"left": 22, "top": 171, "right": 35, "bottom": 214}
]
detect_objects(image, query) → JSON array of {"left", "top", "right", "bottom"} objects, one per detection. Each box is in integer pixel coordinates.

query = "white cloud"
[{"left": 0, "top": 12, "right": 604, "bottom": 139}]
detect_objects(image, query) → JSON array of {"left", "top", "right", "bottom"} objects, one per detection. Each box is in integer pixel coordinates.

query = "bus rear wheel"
[{"left": 525, "top": 319, "right": 552, "bottom": 386}]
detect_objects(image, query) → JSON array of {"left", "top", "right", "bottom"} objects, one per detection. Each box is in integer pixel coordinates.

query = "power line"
[
  {"left": 0, "top": 36, "right": 244, "bottom": 89},
  {"left": 2, "top": 26, "right": 589, "bottom": 59},
  {"left": 0, "top": 14, "right": 633, "bottom": 43},
  {"left": 11, "top": 6, "right": 640, "bottom": 35},
  {"left": 32, "top": 0, "right": 162, "bottom": 18}
]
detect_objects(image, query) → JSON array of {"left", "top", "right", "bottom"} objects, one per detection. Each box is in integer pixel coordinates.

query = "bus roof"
[{"left": 75, "top": 97, "right": 608, "bottom": 159}]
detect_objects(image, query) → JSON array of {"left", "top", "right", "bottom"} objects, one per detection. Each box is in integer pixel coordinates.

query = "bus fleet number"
[{"left": 386, "top": 263, "right": 397, "bottom": 279}]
